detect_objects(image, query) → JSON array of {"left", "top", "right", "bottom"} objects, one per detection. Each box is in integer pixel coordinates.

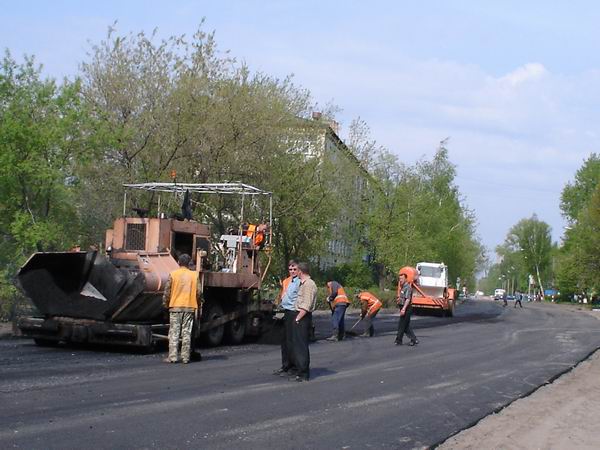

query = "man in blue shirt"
[{"left": 273, "top": 260, "right": 301, "bottom": 377}]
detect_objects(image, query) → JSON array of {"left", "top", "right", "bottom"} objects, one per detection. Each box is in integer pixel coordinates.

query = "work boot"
[{"left": 326, "top": 329, "right": 340, "bottom": 341}]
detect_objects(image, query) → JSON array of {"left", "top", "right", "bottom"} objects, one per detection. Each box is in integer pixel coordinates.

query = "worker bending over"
[
  {"left": 356, "top": 291, "right": 383, "bottom": 337},
  {"left": 326, "top": 280, "right": 350, "bottom": 341}
]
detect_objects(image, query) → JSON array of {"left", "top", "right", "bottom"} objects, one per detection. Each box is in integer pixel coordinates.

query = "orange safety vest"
[
  {"left": 358, "top": 291, "right": 382, "bottom": 314},
  {"left": 245, "top": 224, "right": 256, "bottom": 237},
  {"left": 245, "top": 224, "right": 265, "bottom": 247},
  {"left": 254, "top": 231, "right": 265, "bottom": 247},
  {"left": 168, "top": 267, "right": 199, "bottom": 309},
  {"left": 328, "top": 282, "right": 350, "bottom": 306},
  {"left": 277, "top": 275, "right": 293, "bottom": 303}
]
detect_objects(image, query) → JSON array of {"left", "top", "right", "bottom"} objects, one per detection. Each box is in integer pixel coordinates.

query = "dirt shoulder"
[
  {"left": 0, "top": 321, "right": 14, "bottom": 338},
  {"left": 439, "top": 306, "right": 600, "bottom": 450}
]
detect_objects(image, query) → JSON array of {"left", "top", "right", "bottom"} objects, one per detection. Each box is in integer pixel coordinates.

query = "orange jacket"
[
  {"left": 167, "top": 267, "right": 199, "bottom": 310},
  {"left": 358, "top": 291, "right": 382, "bottom": 315},
  {"left": 327, "top": 281, "right": 350, "bottom": 307}
]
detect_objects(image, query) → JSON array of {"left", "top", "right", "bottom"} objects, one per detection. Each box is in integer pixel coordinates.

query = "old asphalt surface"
[{"left": 1, "top": 299, "right": 599, "bottom": 449}]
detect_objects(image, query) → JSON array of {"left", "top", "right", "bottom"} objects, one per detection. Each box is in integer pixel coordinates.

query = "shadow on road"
[{"left": 309, "top": 367, "right": 338, "bottom": 380}]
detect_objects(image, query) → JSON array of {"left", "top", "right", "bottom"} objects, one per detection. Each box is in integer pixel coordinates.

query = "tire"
[
  {"left": 225, "top": 315, "right": 246, "bottom": 345},
  {"left": 203, "top": 302, "right": 224, "bottom": 346},
  {"left": 33, "top": 338, "right": 59, "bottom": 347}
]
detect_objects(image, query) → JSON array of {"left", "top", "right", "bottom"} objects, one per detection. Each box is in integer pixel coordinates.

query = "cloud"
[
  {"left": 264, "top": 52, "right": 596, "bottom": 250},
  {"left": 499, "top": 62, "right": 548, "bottom": 86}
]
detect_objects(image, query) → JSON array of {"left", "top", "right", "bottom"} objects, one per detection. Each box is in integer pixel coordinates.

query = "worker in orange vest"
[
  {"left": 326, "top": 280, "right": 350, "bottom": 341},
  {"left": 162, "top": 253, "right": 203, "bottom": 363},
  {"left": 244, "top": 223, "right": 268, "bottom": 249},
  {"left": 356, "top": 291, "right": 383, "bottom": 337}
]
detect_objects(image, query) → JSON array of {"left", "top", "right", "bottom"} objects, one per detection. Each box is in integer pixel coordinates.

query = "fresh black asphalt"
[{"left": 1, "top": 300, "right": 599, "bottom": 449}]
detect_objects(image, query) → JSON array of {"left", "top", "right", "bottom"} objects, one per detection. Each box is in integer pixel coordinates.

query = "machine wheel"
[
  {"left": 203, "top": 302, "right": 225, "bottom": 346},
  {"left": 33, "top": 338, "right": 59, "bottom": 347},
  {"left": 225, "top": 315, "right": 246, "bottom": 345}
]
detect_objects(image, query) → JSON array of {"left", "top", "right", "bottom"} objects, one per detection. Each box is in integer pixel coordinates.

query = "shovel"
[{"left": 344, "top": 316, "right": 364, "bottom": 337}]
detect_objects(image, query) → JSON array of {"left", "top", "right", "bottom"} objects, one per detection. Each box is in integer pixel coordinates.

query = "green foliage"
[
  {"left": 560, "top": 153, "right": 600, "bottom": 222},
  {"left": 0, "top": 51, "right": 93, "bottom": 318},
  {"left": 0, "top": 25, "right": 484, "bottom": 319},
  {"left": 322, "top": 259, "right": 376, "bottom": 289},
  {"left": 557, "top": 183, "right": 600, "bottom": 297},
  {"left": 363, "top": 141, "right": 483, "bottom": 290},
  {"left": 79, "top": 25, "right": 339, "bottom": 271},
  {"left": 484, "top": 215, "right": 553, "bottom": 296}
]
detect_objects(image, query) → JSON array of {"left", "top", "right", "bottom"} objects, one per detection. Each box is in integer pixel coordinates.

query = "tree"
[
  {"left": 78, "top": 25, "right": 343, "bottom": 276},
  {"left": 0, "top": 51, "right": 92, "bottom": 318},
  {"left": 557, "top": 184, "right": 600, "bottom": 297},
  {"left": 560, "top": 153, "right": 600, "bottom": 223},
  {"left": 364, "top": 140, "right": 483, "bottom": 289},
  {"left": 501, "top": 215, "right": 553, "bottom": 295}
]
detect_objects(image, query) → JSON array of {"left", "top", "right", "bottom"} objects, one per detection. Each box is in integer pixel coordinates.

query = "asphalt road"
[{"left": 1, "top": 300, "right": 599, "bottom": 449}]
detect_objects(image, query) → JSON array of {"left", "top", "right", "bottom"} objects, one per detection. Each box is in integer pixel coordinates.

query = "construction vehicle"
[
  {"left": 494, "top": 288, "right": 506, "bottom": 300},
  {"left": 16, "top": 182, "right": 275, "bottom": 350},
  {"left": 400, "top": 262, "right": 457, "bottom": 317}
]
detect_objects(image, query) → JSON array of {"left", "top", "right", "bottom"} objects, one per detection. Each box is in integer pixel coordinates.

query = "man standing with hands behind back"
[
  {"left": 292, "top": 262, "right": 317, "bottom": 382},
  {"left": 395, "top": 270, "right": 419, "bottom": 347},
  {"left": 273, "top": 260, "right": 300, "bottom": 377}
]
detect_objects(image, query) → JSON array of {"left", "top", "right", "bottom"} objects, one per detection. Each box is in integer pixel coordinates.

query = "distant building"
[{"left": 294, "top": 112, "right": 374, "bottom": 269}]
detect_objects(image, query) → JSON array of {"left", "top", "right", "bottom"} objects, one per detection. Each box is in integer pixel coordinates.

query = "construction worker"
[
  {"left": 162, "top": 253, "right": 203, "bottom": 363},
  {"left": 244, "top": 222, "right": 268, "bottom": 248},
  {"left": 514, "top": 290, "right": 523, "bottom": 308},
  {"left": 356, "top": 291, "right": 383, "bottom": 337},
  {"left": 395, "top": 272, "right": 418, "bottom": 346},
  {"left": 326, "top": 280, "right": 350, "bottom": 341},
  {"left": 273, "top": 260, "right": 300, "bottom": 377}
]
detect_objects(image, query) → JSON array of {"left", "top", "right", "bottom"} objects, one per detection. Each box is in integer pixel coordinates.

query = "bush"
[
  {"left": 322, "top": 260, "right": 376, "bottom": 289},
  {"left": 315, "top": 285, "right": 397, "bottom": 310}
]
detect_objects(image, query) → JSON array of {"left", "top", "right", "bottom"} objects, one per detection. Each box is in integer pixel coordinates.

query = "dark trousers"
[
  {"left": 396, "top": 305, "right": 417, "bottom": 343},
  {"left": 281, "top": 310, "right": 298, "bottom": 371},
  {"left": 515, "top": 299, "right": 522, "bottom": 308},
  {"left": 293, "top": 312, "right": 312, "bottom": 379},
  {"left": 332, "top": 304, "right": 348, "bottom": 338},
  {"left": 363, "top": 310, "right": 379, "bottom": 336}
]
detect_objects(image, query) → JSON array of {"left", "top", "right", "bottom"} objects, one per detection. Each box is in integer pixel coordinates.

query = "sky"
[{"left": 3, "top": 1, "right": 600, "bottom": 258}]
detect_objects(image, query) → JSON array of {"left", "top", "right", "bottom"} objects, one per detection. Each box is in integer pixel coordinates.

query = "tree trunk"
[{"left": 536, "top": 264, "right": 544, "bottom": 298}]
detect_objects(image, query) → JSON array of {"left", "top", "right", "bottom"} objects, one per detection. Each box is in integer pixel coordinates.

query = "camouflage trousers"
[{"left": 168, "top": 309, "right": 195, "bottom": 363}]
